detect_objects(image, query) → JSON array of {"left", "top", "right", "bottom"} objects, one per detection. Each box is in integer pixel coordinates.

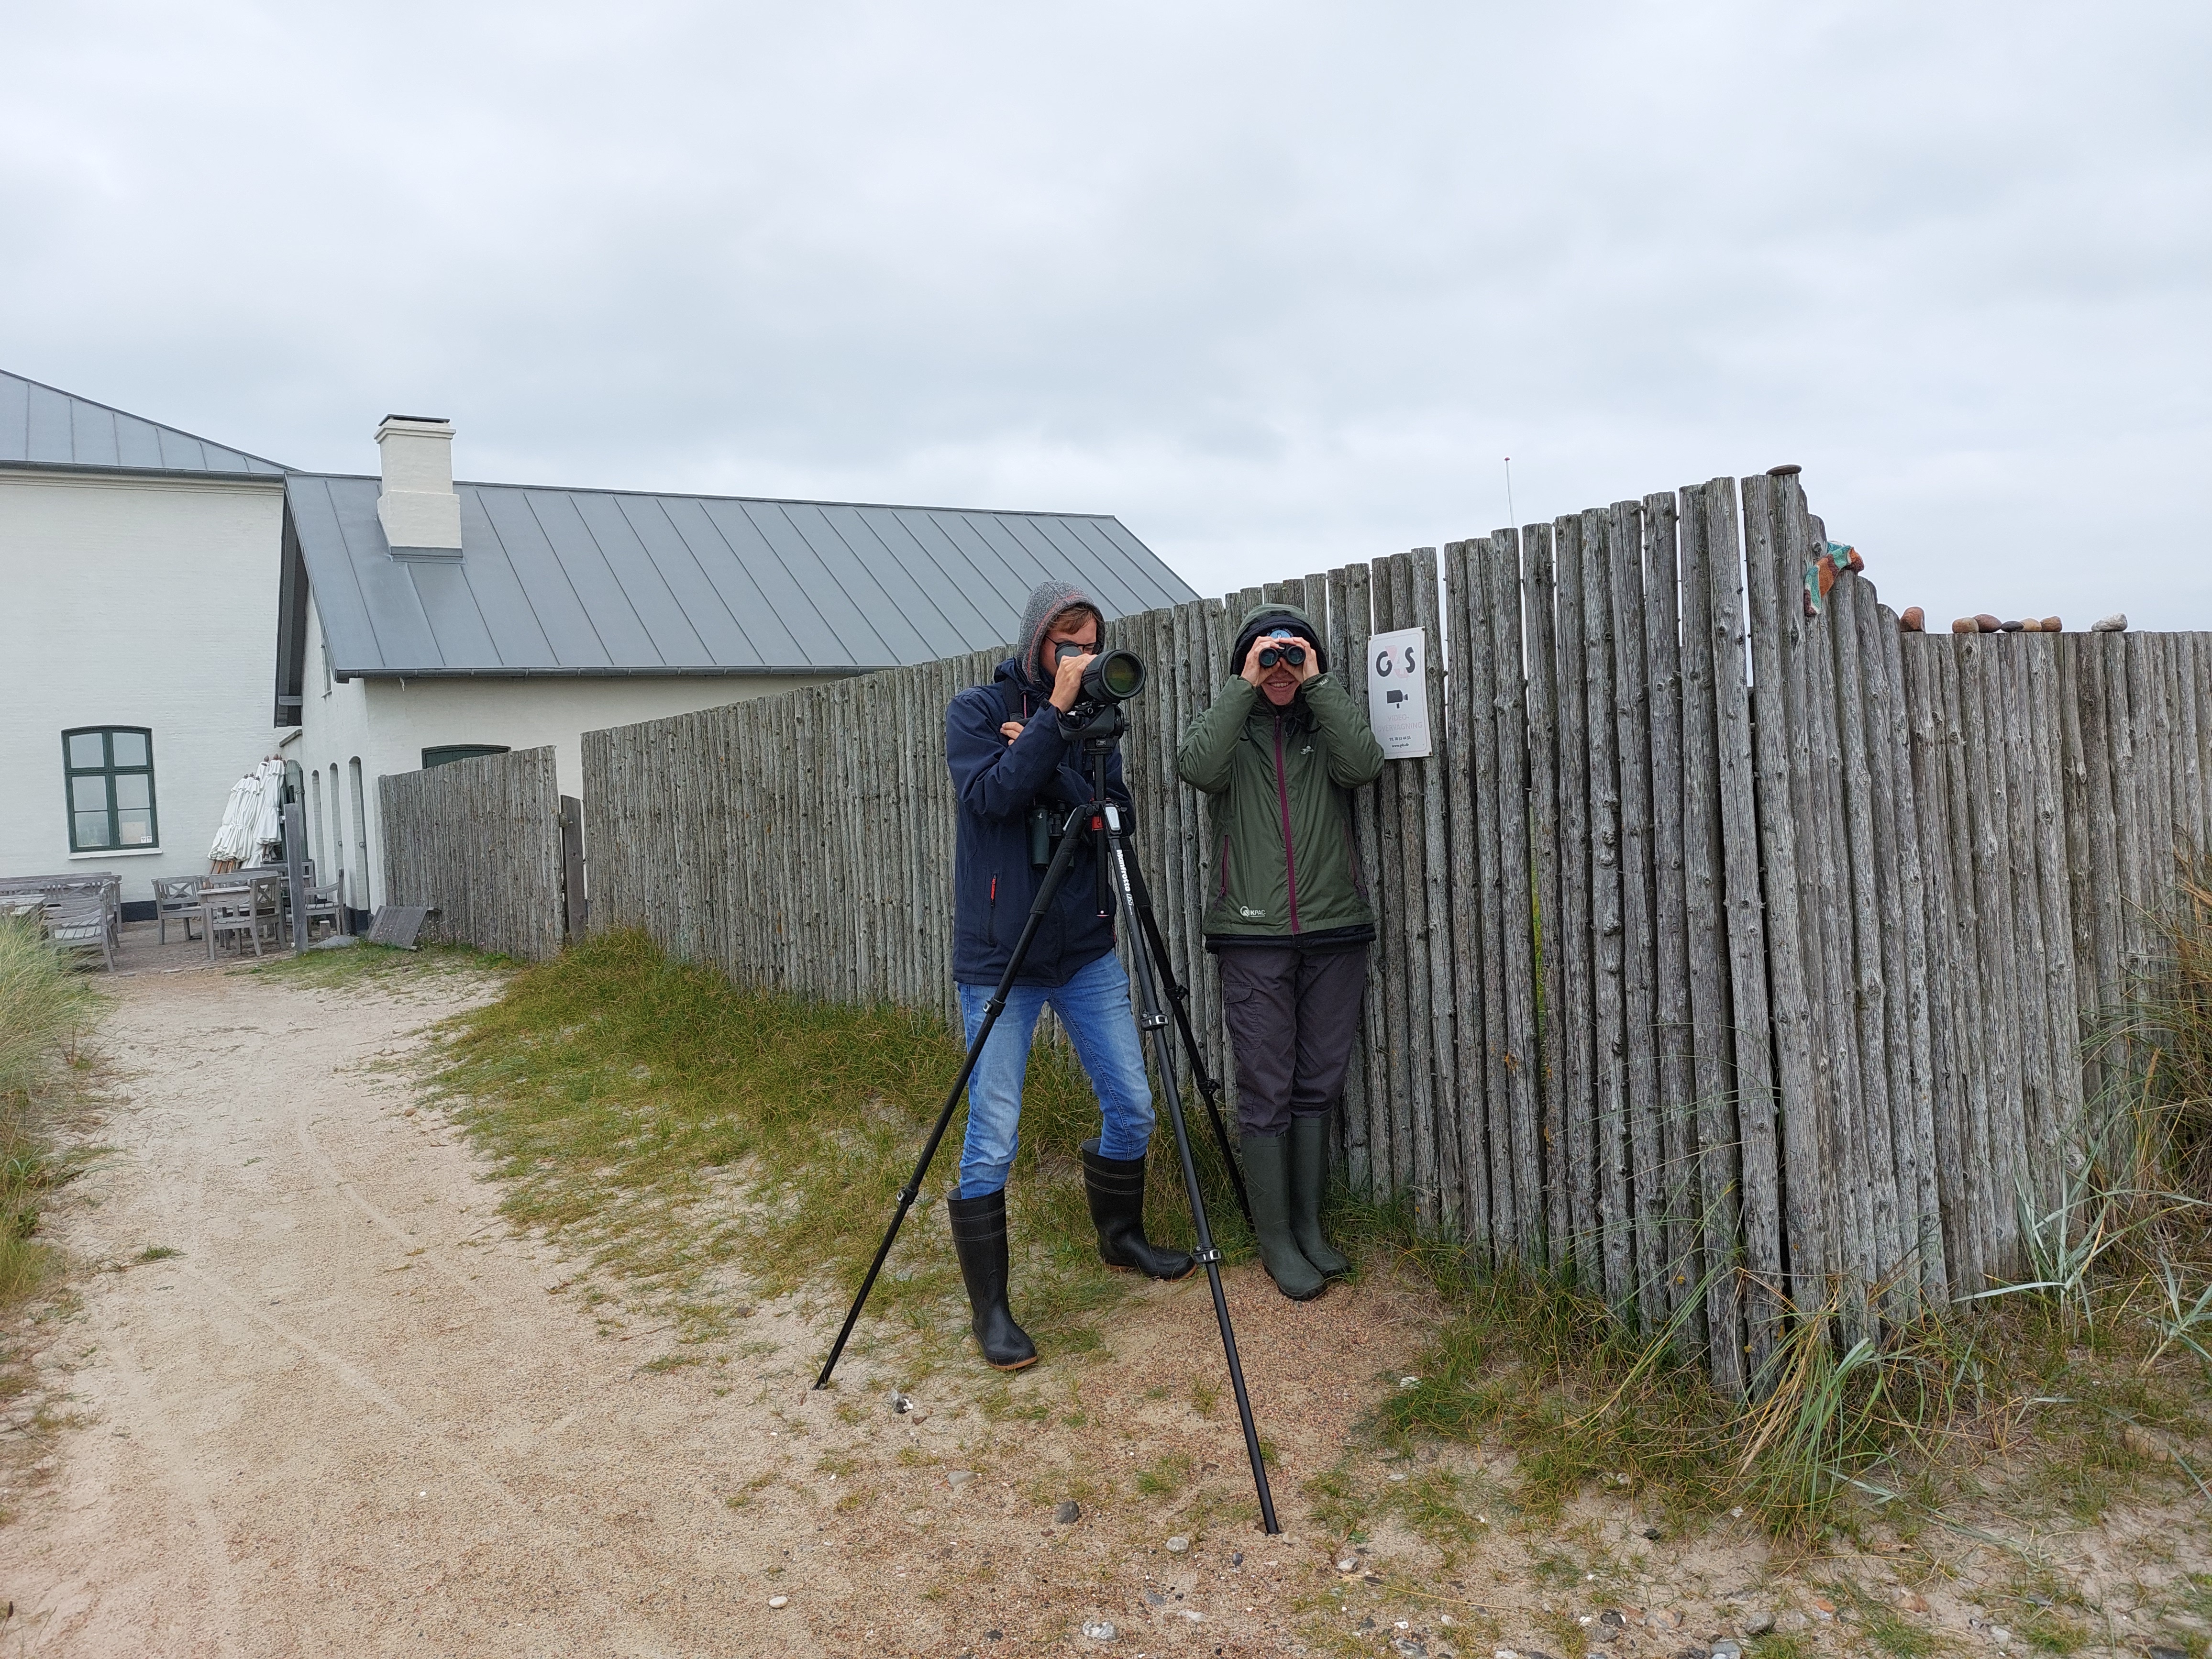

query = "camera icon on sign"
[{"left": 1386, "top": 689, "right": 1407, "bottom": 706}]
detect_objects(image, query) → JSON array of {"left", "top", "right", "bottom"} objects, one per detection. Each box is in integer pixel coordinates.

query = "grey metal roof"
[
  {"left": 0, "top": 369, "right": 287, "bottom": 478},
  {"left": 284, "top": 472, "right": 1197, "bottom": 679}
]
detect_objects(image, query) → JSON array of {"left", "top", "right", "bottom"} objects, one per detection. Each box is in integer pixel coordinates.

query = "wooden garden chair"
[
  {"left": 46, "top": 893, "right": 116, "bottom": 972},
  {"left": 154, "top": 875, "right": 205, "bottom": 944}
]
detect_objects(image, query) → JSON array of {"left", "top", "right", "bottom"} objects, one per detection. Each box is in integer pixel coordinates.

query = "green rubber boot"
[
  {"left": 1288, "top": 1114, "right": 1353, "bottom": 1280},
  {"left": 1240, "top": 1132, "right": 1327, "bottom": 1302}
]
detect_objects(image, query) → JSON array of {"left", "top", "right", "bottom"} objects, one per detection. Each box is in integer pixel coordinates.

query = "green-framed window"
[{"left": 63, "top": 727, "right": 159, "bottom": 852}]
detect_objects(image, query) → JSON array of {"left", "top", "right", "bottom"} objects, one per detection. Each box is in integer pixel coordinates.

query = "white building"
[
  {"left": 279, "top": 417, "right": 1194, "bottom": 926},
  {"left": 0, "top": 372, "right": 289, "bottom": 917}
]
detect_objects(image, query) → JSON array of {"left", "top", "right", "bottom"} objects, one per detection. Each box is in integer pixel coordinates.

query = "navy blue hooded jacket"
[{"left": 947, "top": 656, "right": 1134, "bottom": 987}]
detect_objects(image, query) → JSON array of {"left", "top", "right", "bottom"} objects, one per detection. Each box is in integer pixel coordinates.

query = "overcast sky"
[{"left": 5, "top": 2, "right": 2207, "bottom": 629}]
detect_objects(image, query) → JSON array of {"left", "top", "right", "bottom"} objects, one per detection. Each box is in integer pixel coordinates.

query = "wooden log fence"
[
  {"left": 378, "top": 745, "right": 567, "bottom": 961},
  {"left": 576, "top": 471, "right": 2212, "bottom": 1385}
]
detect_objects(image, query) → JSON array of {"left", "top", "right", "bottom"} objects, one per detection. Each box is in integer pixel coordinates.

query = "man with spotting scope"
[{"left": 942, "top": 579, "right": 1195, "bottom": 1371}]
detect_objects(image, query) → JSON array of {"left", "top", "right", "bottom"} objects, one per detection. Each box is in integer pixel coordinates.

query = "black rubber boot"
[
  {"left": 947, "top": 1190, "right": 1039, "bottom": 1370},
  {"left": 1239, "top": 1133, "right": 1327, "bottom": 1301},
  {"left": 1287, "top": 1114, "right": 1353, "bottom": 1280},
  {"left": 1081, "top": 1139, "right": 1196, "bottom": 1281}
]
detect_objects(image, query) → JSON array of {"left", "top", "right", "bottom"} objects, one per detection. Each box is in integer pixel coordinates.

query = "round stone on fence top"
[
  {"left": 1975, "top": 614, "right": 2002, "bottom": 633},
  {"left": 1767, "top": 463, "right": 1802, "bottom": 476},
  {"left": 1952, "top": 617, "right": 1978, "bottom": 634},
  {"left": 2042, "top": 616, "right": 2062, "bottom": 632},
  {"left": 1900, "top": 607, "right": 1924, "bottom": 632},
  {"left": 2019, "top": 618, "right": 2042, "bottom": 631},
  {"left": 2093, "top": 612, "right": 2128, "bottom": 632}
]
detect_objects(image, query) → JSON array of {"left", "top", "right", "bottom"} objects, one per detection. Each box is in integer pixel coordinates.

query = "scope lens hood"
[{"left": 1082, "top": 649, "right": 1147, "bottom": 704}]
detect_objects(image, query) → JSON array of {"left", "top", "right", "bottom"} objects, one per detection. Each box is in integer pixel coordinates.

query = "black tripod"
[{"left": 814, "top": 706, "right": 1280, "bottom": 1535}]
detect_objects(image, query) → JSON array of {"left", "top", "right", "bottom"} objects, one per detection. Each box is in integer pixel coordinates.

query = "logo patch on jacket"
[{"left": 1239, "top": 906, "right": 1267, "bottom": 919}]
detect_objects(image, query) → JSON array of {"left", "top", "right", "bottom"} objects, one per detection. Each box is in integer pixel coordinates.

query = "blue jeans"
[{"left": 954, "top": 950, "right": 1157, "bottom": 1198}]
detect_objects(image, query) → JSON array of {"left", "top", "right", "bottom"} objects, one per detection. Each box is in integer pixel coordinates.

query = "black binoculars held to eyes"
[{"left": 1257, "top": 643, "right": 1306, "bottom": 671}]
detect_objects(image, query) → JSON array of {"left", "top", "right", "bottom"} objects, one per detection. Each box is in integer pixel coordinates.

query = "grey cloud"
[{"left": 2, "top": 0, "right": 2206, "bottom": 630}]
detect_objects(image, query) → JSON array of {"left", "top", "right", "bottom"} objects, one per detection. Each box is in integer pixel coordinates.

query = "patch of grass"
[
  {"left": 133, "top": 1244, "right": 182, "bottom": 1264},
  {"left": 1133, "top": 1450, "right": 1194, "bottom": 1498},
  {"left": 427, "top": 929, "right": 1196, "bottom": 1353},
  {"left": 724, "top": 1472, "right": 774, "bottom": 1510},
  {"left": 1529, "top": 1602, "right": 1590, "bottom": 1659},
  {"left": 1382, "top": 1469, "right": 1488, "bottom": 1564},
  {"left": 1376, "top": 1254, "right": 1738, "bottom": 1525},
  {"left": 1826, "top": 1578, "right": 1942, "bottom": 1659},
  {"left": 249, "top": 940, "right": 505, "bottom": 990}
]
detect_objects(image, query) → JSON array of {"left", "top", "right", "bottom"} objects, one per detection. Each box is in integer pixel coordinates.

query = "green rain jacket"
[{"left": 1175, "top": 603, "right": 1387, "bottom": 946}]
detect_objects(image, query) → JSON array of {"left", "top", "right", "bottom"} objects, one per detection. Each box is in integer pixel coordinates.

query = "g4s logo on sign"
[{"left": 1365, "top": 627, "right": 1432, "bottom": 759}]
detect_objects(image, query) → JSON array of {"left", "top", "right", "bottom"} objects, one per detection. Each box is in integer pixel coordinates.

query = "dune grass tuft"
[{"left": 0, "top": 918, "right": 104, "bottom": 1309}]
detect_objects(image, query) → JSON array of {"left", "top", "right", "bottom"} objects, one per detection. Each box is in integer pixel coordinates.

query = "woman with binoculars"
[{"left": 1178, "top": 604, "right": 1385, "bottom": 1300}]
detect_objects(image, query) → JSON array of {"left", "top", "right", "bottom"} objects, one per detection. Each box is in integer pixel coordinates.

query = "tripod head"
[{"left": 1060, "top": 696, "right": 1129, "bottom": 752}]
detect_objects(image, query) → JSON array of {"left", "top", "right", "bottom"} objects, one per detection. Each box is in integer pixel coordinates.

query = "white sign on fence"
[{"left": 1365, "top": 627, "right": 1432, "bottom": 759}]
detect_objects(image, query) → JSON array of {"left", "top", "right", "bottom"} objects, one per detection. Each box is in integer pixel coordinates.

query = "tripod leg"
[
  {"left": 815, "top": 805, "right": 1093, "bottom": 1389},
  {"left": 1121, "top": 852, "right": 1254, "bottom": 1230},
  {"left": 1103, "top": 806, "right": 1282, "bottom": 1534}
]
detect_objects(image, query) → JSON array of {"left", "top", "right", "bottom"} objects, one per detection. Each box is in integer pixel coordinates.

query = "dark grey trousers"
[{"left": 1217, "top": 945, "right": 1369, "bottom": 1137}]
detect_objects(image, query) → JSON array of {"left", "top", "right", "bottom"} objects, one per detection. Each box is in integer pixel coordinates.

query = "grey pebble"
[
  {"left": 1055, "top": 1500, "right": 1082, "bottom": 1524},
  {"left": 2094, "top": 612, "right": 2128, "bottom": 633},
  {"left": 947, "top": 1470, "right": 974, "bottom": 1488},
  {"left": 1743, "top": 1611, "right": 1777, "bottom": 1637},
  {"left": 1080, "top": 1619, "right": 1117, "bottom": 1641},
  {"left": 1710, "top": 1641, "right": 1743, "bottom": 1659}
]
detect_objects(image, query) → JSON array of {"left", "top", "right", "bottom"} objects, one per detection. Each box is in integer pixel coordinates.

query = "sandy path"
[
  {"left": 0, "top": 965, "right": 853, "bottom": 1656},
  {"left": 0, "top": 962, "right": 1456, "bottom": 1658}
]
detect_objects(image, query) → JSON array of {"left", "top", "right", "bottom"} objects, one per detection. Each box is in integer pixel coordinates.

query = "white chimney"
[{"left": 375, "top": 414, "right": 464, "bottom": 560}]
